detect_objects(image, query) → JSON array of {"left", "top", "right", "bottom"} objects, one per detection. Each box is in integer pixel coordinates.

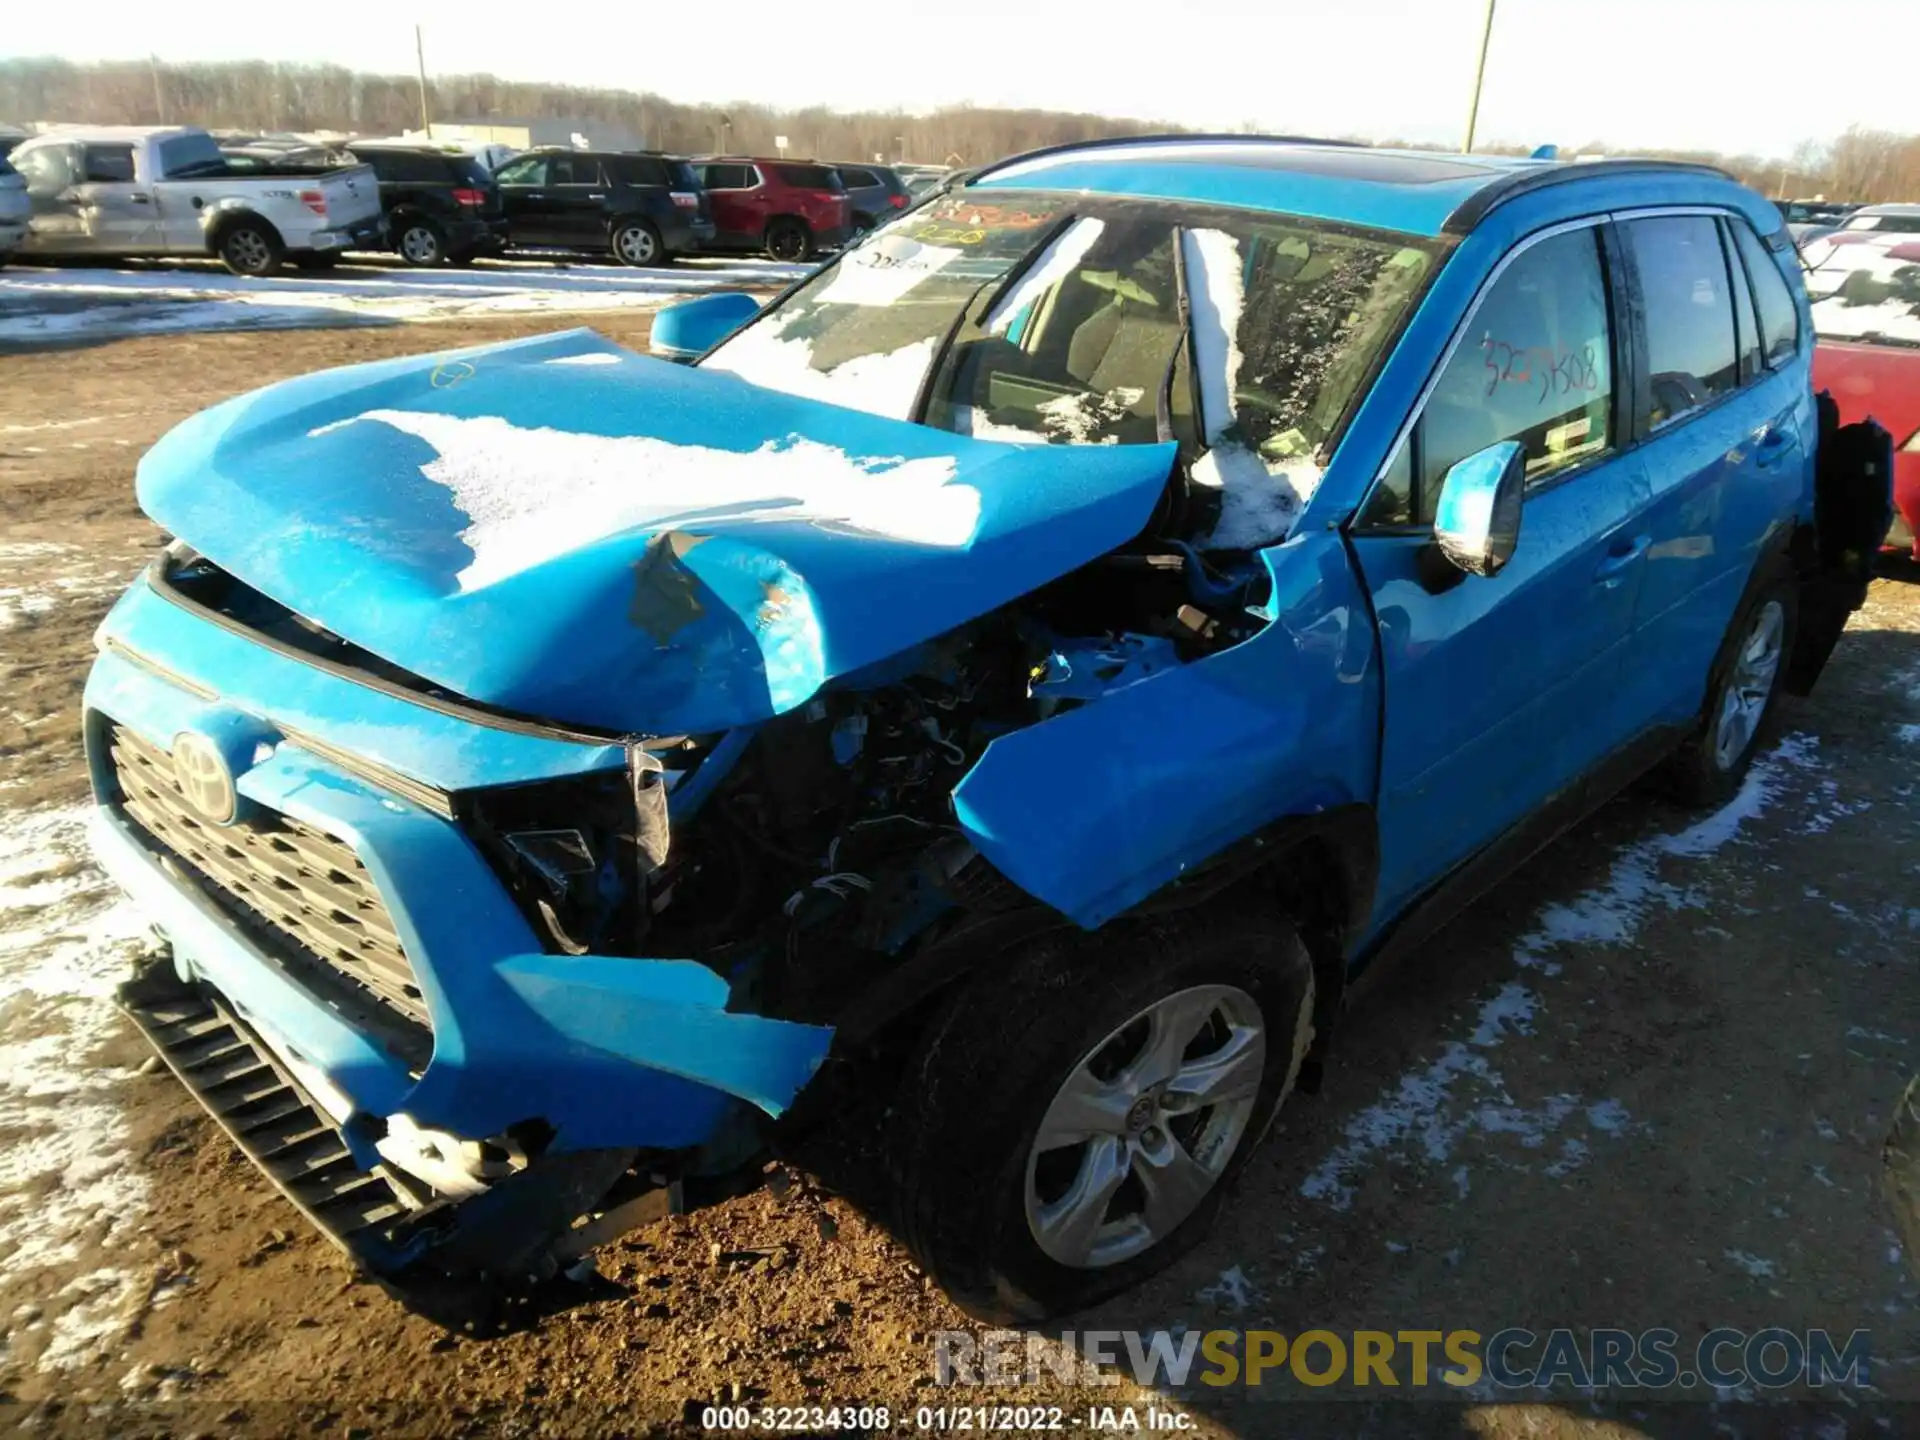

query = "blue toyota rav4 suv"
[{"left": 87, "top": 137, "right": 1891, "bottom": 1323}]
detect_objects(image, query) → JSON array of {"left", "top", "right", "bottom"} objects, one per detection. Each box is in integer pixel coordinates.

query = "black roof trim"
[
  {"left": 963, "top": 132, "right": 1362, "bottom": 186},
  {"left": 1441, "top": 158, "right": 1738, "bottom": 234}
]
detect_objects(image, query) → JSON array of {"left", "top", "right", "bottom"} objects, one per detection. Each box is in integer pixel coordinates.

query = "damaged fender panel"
[
  {"left": 135, "top": 327, "right": 1180, "bottom": 736},
  {"left": 952, "top": 529, "right": 1381, "bottom": 928}
]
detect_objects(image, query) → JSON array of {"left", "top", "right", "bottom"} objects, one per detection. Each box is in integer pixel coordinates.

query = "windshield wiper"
[{"left": 908, "top": 213, "right": 1079, "bottom": 426}]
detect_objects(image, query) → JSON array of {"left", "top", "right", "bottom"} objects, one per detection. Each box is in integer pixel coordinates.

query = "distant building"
[{"left": 414, "top": 118, "right": 645, "bottom": 152}]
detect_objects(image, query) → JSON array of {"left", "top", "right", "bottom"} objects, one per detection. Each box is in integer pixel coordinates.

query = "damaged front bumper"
[{"left": 87, "top": 575, "right": 833, "bottom": 1286}]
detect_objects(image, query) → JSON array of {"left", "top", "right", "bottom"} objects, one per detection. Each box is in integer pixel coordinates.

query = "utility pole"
[
  {"left": 1462, "top": 0, "right": 1497, "bottom": 153},
  {"left": 149, "top": 55, "right": 167, "bottom": 125},
  {"left": 414, "top": 24, "right": 432, "bottom": 137}
]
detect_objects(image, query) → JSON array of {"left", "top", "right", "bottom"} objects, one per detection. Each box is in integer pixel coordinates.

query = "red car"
[
  {"left": 1805, "top": 232, "right": 1920, "bottom": 559},
  {"left": 691, "top": 158, "right": 851, "bottom": 263}
]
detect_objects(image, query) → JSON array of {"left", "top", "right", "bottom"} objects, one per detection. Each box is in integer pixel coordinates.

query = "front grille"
[{"left": 104, "top": 722, "right": 435, "bottom": 1053}]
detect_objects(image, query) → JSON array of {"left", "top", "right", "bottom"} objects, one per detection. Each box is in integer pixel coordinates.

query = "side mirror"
[
  {"left": 1432, "top": 439, "right": 1526, "bottom": 577},
  {"left": 649, "top": 292, "right": 762, "bottom": 362}
]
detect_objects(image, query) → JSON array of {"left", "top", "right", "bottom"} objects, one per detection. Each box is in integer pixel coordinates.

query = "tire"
[
  {"left": 891, "top": 908, "right": 1315, "bottom": 1323},
  {"left": 1662, "top": 562, "right": 1798, "bottom": 807},
  {"left": 217, "top": 220, "right": 283, "bottom": 277},
  {"left": 0, "top": 251, "right": 12, "bottom": 271},
  {"left": 611, "top": 220, "right": 664, "bottom": 267},
  {"left": 765, "top": 217, "right": 813, "bottom": 263},
  {"left": 396, "top": 218, "right": 447, "bottom": 268}
]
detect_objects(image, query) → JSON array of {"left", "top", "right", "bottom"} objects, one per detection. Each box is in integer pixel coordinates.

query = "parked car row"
[{"left": 0, "top": 123, "right": 936, "bottom": 273}]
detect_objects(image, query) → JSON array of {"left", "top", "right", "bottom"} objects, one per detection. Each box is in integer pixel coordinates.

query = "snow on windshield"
[
  {"left": 1803, "top": 235, "right": 1920, "bottom": 346},
  {"left": 1182, "top": 227, "right": 1323, "bottom": 551},
  {"left": 983, "top": 219, "right": 1106, "bottom": 334},
  {"left": 310, "top": 409, "right": 979, "bottom": 591}
]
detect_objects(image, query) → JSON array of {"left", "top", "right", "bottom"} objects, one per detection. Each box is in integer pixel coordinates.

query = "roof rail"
[
  {"left": 1442, "top": 158, "right": 1740, "bottom": 234},
  {"left": 963, "top": 131, "right": 1362, "bottom": 186}
]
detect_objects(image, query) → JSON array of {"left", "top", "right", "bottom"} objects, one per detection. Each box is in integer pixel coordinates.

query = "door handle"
[
  {"left": 129, "top": 193, "right": 152, "bottom": 204},
  {"left": 1752, "top": 423, "right": 1793, "bottom": 468},
  {"left": 1593, "top": 534, "right": 1650, "bottom": 585}
]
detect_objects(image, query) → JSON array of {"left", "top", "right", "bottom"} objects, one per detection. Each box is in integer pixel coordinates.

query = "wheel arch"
[{"left": 203, "top": 206, "right": 283, "bottom": 255}]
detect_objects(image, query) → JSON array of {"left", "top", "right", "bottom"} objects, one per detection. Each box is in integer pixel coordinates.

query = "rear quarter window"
[
  {"left": 607, "top": 155, "right": 669, "bottom": 186},
  {"left": 1729, "top": 219, "right": 1801, "bottom": 367},
  {"left": 776, "top": 164, "right": 842, "bottom": 191}
]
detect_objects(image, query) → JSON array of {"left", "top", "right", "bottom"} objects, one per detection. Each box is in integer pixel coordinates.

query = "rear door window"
[
  {"left": 1623, "top": 215, "right": 1739, "bottom": 428},
  {"left": 1729, "top": 219, "right": 1801, "bottom": 367},
  {"left": 80, "top": 144, "right": 136, "bottom": 184},
  {"left": 837, "top": 166, "right": 878, "bottom": 189},
  {"left": 549, "top": 154, "right": 603, "bottom": 186},
  {"left": 700, "top": 162, "right": 756, "bottom": 189}
]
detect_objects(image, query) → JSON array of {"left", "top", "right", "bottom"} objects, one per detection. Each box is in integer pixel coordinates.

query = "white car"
[{"left": 9, "top": 125, "right": 385, "bottom": 275}]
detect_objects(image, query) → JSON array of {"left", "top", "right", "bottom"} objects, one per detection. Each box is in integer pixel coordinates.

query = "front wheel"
[
  {"left": 611, "top": 220, "right": 664, "bottom": 267},
  {"left": 396, "top": 219, "right": 447, "bottom": 267},
  {"left": 890, "top": 909, "right": 1315, "bottom": 1323},
  {"left": 218, "top": 221, "right": 282, "bottom": 277},
  {"left": 1663, "top": 568, "right": 1798, "bottom": 806},
  {"left": 765, "top": 218, "right": 813, "bottom": 263}
]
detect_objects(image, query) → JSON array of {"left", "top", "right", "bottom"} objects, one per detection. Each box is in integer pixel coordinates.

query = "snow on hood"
[
  {"left": 136, "top": 329, "right": 1176, "bottom": 735},
  {"left": 310, "top": 410, "right": 980, "bottom": 592}
]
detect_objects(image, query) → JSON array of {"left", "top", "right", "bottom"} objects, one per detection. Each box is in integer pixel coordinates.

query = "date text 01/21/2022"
[{"left": 699, "top": 1406, "right": 1198, "bottom": 1431}]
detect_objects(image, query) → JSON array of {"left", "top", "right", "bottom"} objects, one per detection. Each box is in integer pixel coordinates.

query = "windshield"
[
  {"left": 1802, "top": 234, "right": 1920, "bottom": 348},
  {"left": 704, "top": 190, "right": 1438, "bottom": 470}
]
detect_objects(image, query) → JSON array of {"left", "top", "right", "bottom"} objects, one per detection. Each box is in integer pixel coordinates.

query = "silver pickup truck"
[{"left": 8, "top": 125, "right": 385, "bottom": 275}]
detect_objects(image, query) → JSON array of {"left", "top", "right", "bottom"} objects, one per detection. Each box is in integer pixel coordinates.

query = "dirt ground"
[{"left": 3, "top": 314, "right": 1920, "bottom": 1438}]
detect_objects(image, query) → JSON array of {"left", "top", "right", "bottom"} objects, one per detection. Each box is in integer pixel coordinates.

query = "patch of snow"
[
  {"left": 1196, "top": 1265, "right": 1257, "bottom": 1311},
  {"left": 543, "top": 352, "right": 621, "bottom": 366},
  {"left": 1180, "top": 227, "right": 1325, "bottom": 550},
  {"left": 984, "top": 220, "right": 1105, "bottom": 333},
  {"left": 952, "top": 407, "right": 1046, "bottom": 445},
  {"left": 1724, "top": 1249, "right": 1778, "bottom": 1279},
  {"left": 704, "top": 314, "right": 939, "bottom": 423},
  {"left": 0, "top": 805, "right": 157, "bottom": 1372},
  {"left": 1033, "top": 388, "right": 1138, "bottom": 445},
  {"left": 1898, "top": 724, "right": 1920, "bottom": 746},
  {"left": 1301, "top": 735, "right": 1817, "bottom": 1209},
  {"left": 1181, "top": 227, "right": 1247, "bottom": 442},
  {"left": 318, "top": 409, "right": 979, "bottom": 591},
  {"left": 0, "top": 256, "right": 809, "bottom": 341}
]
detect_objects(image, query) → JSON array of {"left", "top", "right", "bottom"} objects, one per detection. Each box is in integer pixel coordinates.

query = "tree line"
[{"left": 3, "top": 56, "right": 1917, "bottom": 202}]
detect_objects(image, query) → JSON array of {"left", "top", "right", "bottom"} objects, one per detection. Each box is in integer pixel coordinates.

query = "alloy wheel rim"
[
  {"left": 619, "top": 228, "right": 655, "bottom": 263},
  {"left": 770, "top": 228, "right": 803, "bottom": 260},
  {"left": 1023, "top": 984, "right": 1265, "bottom": 1270},
  {"left": 1713, "top": 599, "right": 1785, "bottom": 770},
  {"left": 229, "top": 232, "right": 268, "bottom": 271},
  {"left": 402, "top": 226, "right": 440, "bottom": 263}
]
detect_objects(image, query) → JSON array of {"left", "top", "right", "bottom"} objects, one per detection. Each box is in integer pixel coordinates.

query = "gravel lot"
[{"left": 2, "top": 305, "right": 1918, "bottom": 1437}]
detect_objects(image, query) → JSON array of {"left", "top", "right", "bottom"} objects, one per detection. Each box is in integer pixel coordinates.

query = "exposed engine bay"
[{"left": 464, "top": 539, "right": 1270, "bottom": 1024}]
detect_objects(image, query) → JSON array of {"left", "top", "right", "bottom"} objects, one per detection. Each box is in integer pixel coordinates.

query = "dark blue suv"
[{"left": 89, "top": 137, "right": 1889, "bottom": 1323}]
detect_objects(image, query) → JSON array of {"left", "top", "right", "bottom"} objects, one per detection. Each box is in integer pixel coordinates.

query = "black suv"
[
  {"left": 832, "top": 162, "right": 912, "bottom": 234},
  {"left": 492, "top": 149, "right": 714, "bottom": 265},
  {"left": 344, "top": 145, "right": 507, "bottom": 267}
]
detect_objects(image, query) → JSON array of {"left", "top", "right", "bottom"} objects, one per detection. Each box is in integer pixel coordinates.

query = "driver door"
[
  {"left": 1350, "top": 221, "right": 1652, "bottom": 919},
  {"left": 494, "top": 154, "right": 556, "bottom": 247},
  {"left": 72, "top": 143, "right": 161, "bottom": 253}
]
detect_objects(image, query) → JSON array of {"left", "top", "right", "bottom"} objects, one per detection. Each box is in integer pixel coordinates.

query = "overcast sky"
[{"left": 5, "top": 0, "right": 1912, "bottom": 159}]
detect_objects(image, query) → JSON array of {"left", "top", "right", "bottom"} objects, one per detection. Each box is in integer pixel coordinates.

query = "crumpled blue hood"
[{"left": 137, "top": 328, "right": 1175, "bottom": 735}]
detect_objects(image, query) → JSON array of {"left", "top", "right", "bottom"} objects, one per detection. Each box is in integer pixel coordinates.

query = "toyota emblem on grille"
[{"left": 172, "top": 732, "right": 237, "bottom": 824}]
